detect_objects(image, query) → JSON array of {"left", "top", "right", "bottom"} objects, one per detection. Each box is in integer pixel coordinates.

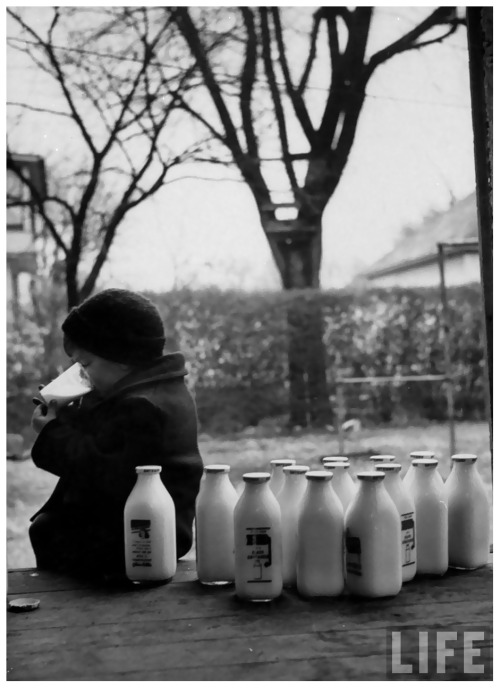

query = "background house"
[{"left": 362, "top": 192, "right": 480, "bottom": 288}]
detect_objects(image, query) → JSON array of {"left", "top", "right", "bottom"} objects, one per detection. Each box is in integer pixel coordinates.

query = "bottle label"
[
  {"left": 245, "top": 527, "right": 272, "bottom": 582},
  {"left": 401, "top": 512, "right": 416, "bottom": 566},
  {"left": 130, "top": 519, "right": 152, "bottom": 568},
  {"left": 345, "top": 528, "right": 362, "bottom": 576}
]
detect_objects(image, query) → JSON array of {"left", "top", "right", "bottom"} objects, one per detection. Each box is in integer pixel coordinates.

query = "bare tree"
[
  {"left": 7, "top": 6, "right": 201, "bottom": 308},
  {"left": 167, "top": 6, "right": 465, "bottom": 426}
]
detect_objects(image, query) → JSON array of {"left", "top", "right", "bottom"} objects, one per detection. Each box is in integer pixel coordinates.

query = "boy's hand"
[{"left": 31, "top": 401, "right": 59, "bottom": 434}]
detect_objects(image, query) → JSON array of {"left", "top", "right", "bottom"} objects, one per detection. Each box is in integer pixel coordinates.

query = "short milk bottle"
[
  {"left": 409, "top": 459, "right": 448, "bottom": 576},
  {"left": 297, "top": 471, "right": 344, "bottom": 597},
  {"left": 124, "top": 465, "right": 176, "bottom": 584},
  {"left": 444, "top": 454, "right": 490, "bottom": 569},
  {"left": 404, "top": 451, "right": 436, "bottom": 489},
  {"left": 234, "top": 473, "right": 282, "bottom": 601},
  {"left": 269, "top": 459, "right": 296, "bottom": 496},
  {"left": 369, "top": 454, "right": 396, "bottom": 465},
  {"left": 196, "top": 464, "right": 238, "bottom": 585},
  {"left": 323, "top": 460, "right": 357, "bottom": 512},
  {"left": 344, "top": 471, "right": 402, "bottom": 598},
  {"left": 277, "top": 465, "right": 310, "bottom": 587},
  {"left": 375, "top": 463, "right": 416, "bottom": 582},
  {"left": 321, "top": 455, "right": 349, "bottom": 466}
]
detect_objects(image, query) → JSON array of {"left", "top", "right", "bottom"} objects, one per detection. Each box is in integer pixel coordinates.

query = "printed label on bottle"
[
  {"left": 401, "top": 512, "right": 416, "bottom": 566},
  {"left": 130, "top": 519, "right": 152, "bottom": 567},
  {"left": 245, "top": 527, "right": 272, "bottom": 583},
  {"left": 345, "top": 528, "right": 362, "bottom": 576}
]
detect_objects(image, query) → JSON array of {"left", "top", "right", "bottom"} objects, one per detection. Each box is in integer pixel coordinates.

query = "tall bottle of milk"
[
  {"left": 323, "top": 460, "right": 357, "bottom": 512},
  {"left": 403, "top": 450, "right": 437, "bottom": 488},
  {"left": 234, "top": 473, "right": 282, "bottom": 601},
  {"left": 344, "top": 471, "right": 402, "bottom": 598},
  {"left": 444, "top": 454, "right": 490, "bottom": 570},
  {"left": 277, "top": 465, "right": 310, "bottom": 587},
  {"left": 196, "top": 464, "right": 238, "bottom": 585},
  {"left": 269, "top": 459, "right": 296, "bottom": 496},
  {"left": 375, "top": 463, "right": 416, "bottom": 583},
  {"left": 124, "top": 466, "right": 176, "bottom": 584},
  {"left": 296, "top": 471, "right": 344, "bottom": 597},
  {"left": 409, "top": 460, "right": 448, "bottom": 576}
]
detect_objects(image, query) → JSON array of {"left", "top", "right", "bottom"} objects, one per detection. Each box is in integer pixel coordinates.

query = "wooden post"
[{"left": 437, "top": 243, "right": 456, "bottom": 460}]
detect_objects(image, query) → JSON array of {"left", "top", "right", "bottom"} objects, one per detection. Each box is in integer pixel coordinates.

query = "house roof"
[{"left": 364, "top": 192, "right": 479, "bottom": 279}]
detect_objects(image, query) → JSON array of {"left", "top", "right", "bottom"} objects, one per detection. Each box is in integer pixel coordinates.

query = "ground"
[{"left": 7, "top": 421, "right": 492, "bottom": 569}]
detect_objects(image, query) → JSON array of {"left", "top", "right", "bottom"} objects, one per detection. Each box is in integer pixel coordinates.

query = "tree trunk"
[{"left": 267, "top": 224, "right": 332, "bottom": 428}]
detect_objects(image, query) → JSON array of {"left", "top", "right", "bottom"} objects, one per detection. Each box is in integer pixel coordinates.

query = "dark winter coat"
[{"left": 30, "top": 352, "right": 203, "bottom": 579}]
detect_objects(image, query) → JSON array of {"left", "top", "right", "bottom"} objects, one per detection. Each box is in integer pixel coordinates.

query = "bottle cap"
[
  {"left": 412, "top": 458, "right": 438, "bottom": 468},
  {"left": 305, "top": 470, "right": 333, "bottom": 481},
  {"left": 8, "top": 598, "right": 40, "bottom": 613},
  {"left": 324, "top": 461, "right": 351, "bottom": 470},
  {"left": 270, "top": 459, "right": 296, "bottom": 467},
  {"left": 357, "top": 471, "right": 385, "bottom": 481},
  {"left": 410, "top": 450, "right": 435, "bottom": 459},
  {"left": 375, "top": 463, "right": 402, "bottom": 473},
  {"left": 243, "top": 472, "right": 271, "bottom": 483},
  {"left": 451, "top": 454, "right": 478, "bottom": 463},
  {"left": 283, "top": 465, "right": 310, "bottom": 474},
  {"left": 204, "top": 464, "right": 230, "bottom": 473},
  {"left": 369, "top": 454, "right": 396, "bottom": 462},
  {"left": 135, "top": 465, "right": 162, "bottom": 473},
  {"left": 321, "top": 456, "right": 349, "bottom": 464}
]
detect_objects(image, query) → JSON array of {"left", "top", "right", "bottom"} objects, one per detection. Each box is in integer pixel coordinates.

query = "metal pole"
[{"left": 437, "top": 243, "right": 456, "bottom": 460}]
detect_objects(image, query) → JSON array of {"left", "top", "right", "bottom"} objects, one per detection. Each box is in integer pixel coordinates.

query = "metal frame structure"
[{"left": 336, "top": 240, "right": 480, "bottom": 457}]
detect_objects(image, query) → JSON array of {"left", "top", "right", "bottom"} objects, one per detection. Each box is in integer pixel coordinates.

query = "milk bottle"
[
  {"left": 323, "top": 460, "right": 357, "bottom": 512},
  {"left": 124, "top": 466, "right": 176, "bottom": 584},
  {"left": 444, "top": 454, "right": 490, "bottom": 569},
  {"left": 403, "top": 450, "right": 436, "bottom": 488},
  {"left": 369, "top": 454, "right": 395, "bottom": 464},
  {"left": 234, "top": 473, "right": 282, "bottom": 601},
  {"left": 409, "top": 460, "right": 448, "bottom": 576},
  {"left": 344, "top": 471, "right": 402, "bottom": 598},
  {"left": 297, "top": 471, "right": 344, "bottom": 597},
  {"left": 196, "top": 464, "right": 238, "bottom": 585},
  {"left": 321, "top": 456, "right": 349, "bottom": 466},
  {"left": 277, "top": 465, "right": 310, "bottom": 587},
  {"left": 269, "top": 459, "right": 296, "bottom": 496},
  {"left": 375, "top": 463, "right": 416, "bottom": 583}
]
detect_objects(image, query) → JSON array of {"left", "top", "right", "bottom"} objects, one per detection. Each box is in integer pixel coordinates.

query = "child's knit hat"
[{"left": 61, "top": 289, "right": 166, "bottom": 365}]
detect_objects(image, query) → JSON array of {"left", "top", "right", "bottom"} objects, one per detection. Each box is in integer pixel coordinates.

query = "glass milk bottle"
[
  {"left": 321, "top": 456, "right": 349, "bottom": 466},
  {"left": 444, "top": 454, "right": 490, "bottom": 569},
  {"left": 409, "top": 460, "right": 448, "bottom": 576},
  {"left": 277, "top": 465, "right": 310, "bottom": 587},
  {"left": 344, "top": 471, "right": 402, "bottom": 598},
  {"left": 234, "top": 473, "right": 282, "bottom": 601},
  {"left": 124, "top": 466, "right": 176, "bottom": 584},
  {"left": 404, "top": 451, "right": 437, "bottom": 488},
  {"left": 297, "top": 471, "right": 344, "bottom": 597},
  {"left": 375, "top": 463, "right": 416, "bottom": 583},
  {"left": 196, "top": 464, "right": 238, "bottom": 585},
  {"left": 369, "top": 454, "right": 396, "bottom": 465},
  {"left": 269, "top": 459, "right": 296, "bottom": 496},
  {"left": 323, "top": 460, "right": 357, "bottom": 512}
]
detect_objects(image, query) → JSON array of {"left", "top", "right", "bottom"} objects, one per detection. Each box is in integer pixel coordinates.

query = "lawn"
[{"left": 7, "top": 420, "right": 492, "bottom": 569}]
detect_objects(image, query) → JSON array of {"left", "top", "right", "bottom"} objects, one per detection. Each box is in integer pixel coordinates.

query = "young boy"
[{"left": 29, "top": 288, "right": 204, "bottom": 582}]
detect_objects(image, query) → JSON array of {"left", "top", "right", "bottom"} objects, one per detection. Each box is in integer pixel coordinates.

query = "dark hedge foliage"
[{"left": 7, "top": 284, "right": 486, "bottom": 436}]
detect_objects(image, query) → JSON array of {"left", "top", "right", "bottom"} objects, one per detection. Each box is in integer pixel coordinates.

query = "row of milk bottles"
[{"left": 121, "top": 451, "right": 490, "bottom": 591}]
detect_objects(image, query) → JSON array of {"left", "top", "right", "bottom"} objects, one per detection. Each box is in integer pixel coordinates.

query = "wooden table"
[{"left": 7, "top": 559, "right": 492, "bottom": 681}]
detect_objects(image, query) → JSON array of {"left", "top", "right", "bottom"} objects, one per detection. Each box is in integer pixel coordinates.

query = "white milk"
[
  {"left": 124, "top": 466, "right": 176, "bottom": 584},
  {"left": 234, "top": 473, "right": 282, "bottom": 601},
  {"left": 39, "top": 363, "right": 92, "bottom": 404},
  {"left": 444, "top": 454, "right": 490, "bottom": 570},
  {"left": 277, "top": 465, "right": 310, "bottom": 587},
  {"left": 269, "top": 459, "right": 296, "bottom": 496},
  {"left": 323, "top": 461, "right": 357, "bottom": 512},
  {"left": 196, "top": 464, "right": 238, "bottom": 585},
  {"left": 403, "top": 451, "right": 437, "bottom": 488},
  {"left": 344, "top": 471, "right": 402, "bottom": 598},
  {"left": 297, "top": 471, "right": 344, "bottom": 597},
  {"left": 409, "top": 460, "right": 448, "bottom": 576},
  {"left": 375, "top": 463, "right": 416, "bottom": 583}
]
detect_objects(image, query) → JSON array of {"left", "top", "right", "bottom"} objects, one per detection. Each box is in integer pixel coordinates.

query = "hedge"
[{"left": 7, "top": 284, "right": 487, "bottom": 436}]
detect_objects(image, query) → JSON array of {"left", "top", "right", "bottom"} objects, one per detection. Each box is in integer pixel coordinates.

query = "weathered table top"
[{"left": 7, "top": 559, "right": 492, "bottom": 681}]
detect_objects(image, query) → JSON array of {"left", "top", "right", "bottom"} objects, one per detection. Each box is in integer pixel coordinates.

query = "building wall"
[{"left": 367, "top": 253, "right": 480, "bottom": 289}]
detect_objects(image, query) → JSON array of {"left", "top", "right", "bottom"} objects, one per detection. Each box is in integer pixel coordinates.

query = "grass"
[{"left": 7, "top": 420, "right": 492, "bottom": 569}]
